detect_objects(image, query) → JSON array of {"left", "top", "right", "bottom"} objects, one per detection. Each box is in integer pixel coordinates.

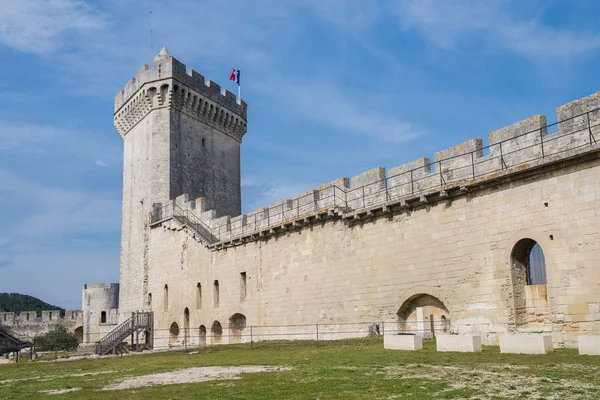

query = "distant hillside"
[{"left": 0, "top": 293, "right": 65, "bottom": 317}]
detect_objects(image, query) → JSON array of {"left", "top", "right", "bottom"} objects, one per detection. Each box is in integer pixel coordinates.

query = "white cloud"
[
  {"left": 261, "top": 80, "right": 422, "bottom": 143},
  {"left": 0, "top": 0, "right": 107, "bottom": 54},
  {"left": 0, "top": 119, "right": 121, "bottom": 167},
  {"left": 303, "top": 0, "right": 380, "bottom": 30},
  {"left": 0, "top": 170, "right": 120, "bottom": 238},
  {"left": 393, "top": 0, "right": 600, "bottom": 58}
]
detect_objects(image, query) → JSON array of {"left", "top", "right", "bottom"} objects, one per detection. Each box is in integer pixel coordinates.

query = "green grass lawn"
[{"left": 1, "top": 337, "right": 599, "bottom": 399}]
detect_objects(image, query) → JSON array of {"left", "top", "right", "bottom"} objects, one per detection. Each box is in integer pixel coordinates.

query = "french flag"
[{"left": 229, "top": 68, "right": 240, "bottom": 85}]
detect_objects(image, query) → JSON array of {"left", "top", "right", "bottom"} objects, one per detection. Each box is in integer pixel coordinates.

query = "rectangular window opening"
[
  {"left": 196, "top": 282, "right": 202, "bottom": 310},
  {"left": 240, "top": 272, "right": 247, "bottom": 302},
  {"left": 213, "top": 280, "right": 220, "bottom": 307}
]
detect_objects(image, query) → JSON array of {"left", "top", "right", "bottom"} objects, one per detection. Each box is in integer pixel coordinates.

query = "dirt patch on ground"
[
  {"left": 40, "top": 388, "right": 81, "bottom": 395},
  {"left": 383, "top": 363, "right": 600, "bottom": 399},
  {"left": 102, "top": 365, "right": 293, "bottom": 391},
  {"left": 0, "top": 370, "right": 121, "bottom": 386}
]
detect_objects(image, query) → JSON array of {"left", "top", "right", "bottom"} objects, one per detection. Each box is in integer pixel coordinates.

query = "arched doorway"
[
  {"left": 229, "top": 313, "right": 246, "bottom": 344},
  {"left": 511, "top": 238, "right": 550, "bottom": 329},
  {"left": 74, "top": 326, "right": 83, "bottom": 343},
  {"left": 199, "top": 325, "right": 207, "bottom": 346},
  {"left": 184, "top": 308, "right": 190, "bottom": 344},
  {"left": 397, "top": 294, "right": 450, "bottom": 338},
  {"left": 169, "top": 322, "right": 180, "bottom": 345},
  {"left": 211, "top": 321, "right": 222, "bottom": 345}
]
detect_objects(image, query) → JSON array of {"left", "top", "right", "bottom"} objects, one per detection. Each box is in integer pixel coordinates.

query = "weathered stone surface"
[
  {"left": 384, "top": 334, "right": 423, "bottom": 351},
  {"left": 578, "top": 336, "right": 600, "bottom": 355},
  {"left": 500, "top": 334, "right": 553, "bottom": 354},
  {"left": 436, "top": 335, "right": 482, "bottom": 353}
]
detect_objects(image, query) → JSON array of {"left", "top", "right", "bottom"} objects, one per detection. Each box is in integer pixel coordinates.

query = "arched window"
[
  {"left": 164, "top": 285, "right": 169, "bottom": 311},
  {"left": 211, "top": 321, "right": 222, "bottom": 344},
  {"left": 511, "top": 239, "right": 547, "bottom": 285},
  {"left": 184, "top": 308, "right": 190, "bottom": 343},
  {"left": 101, "top": 311, "right": 107, "bottom": 324},
  {"left": 169, "top": 322, "right": 180, "bottom": 344},
  {"left": 199, "top": 325, "right": 207, "bottom": 346},
  {"left": 229, "top": 313, "right": 246, "bottom": 344}
]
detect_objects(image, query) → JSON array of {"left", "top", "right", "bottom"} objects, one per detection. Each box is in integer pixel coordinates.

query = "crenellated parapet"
[
  {"left": 114, "top": 47, "right": 247, "bottom": 142},
  {"left": 0, "top": 310, "right": 83, "bottom": 327},
  {"left": 149, "top": 90, "right": 600, "bottom": 249}
]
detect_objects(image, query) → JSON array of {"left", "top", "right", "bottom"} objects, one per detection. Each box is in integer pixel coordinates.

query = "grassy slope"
[{"left": 0, "top": 338, "right": 599, "bottom": 399}]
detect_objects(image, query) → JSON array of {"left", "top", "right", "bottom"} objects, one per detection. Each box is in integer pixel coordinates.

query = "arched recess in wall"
[
  {"left": 228, "top": 313, "right": 246, "bottom": 344},
  {"left": 169, "top": 322, "right": 180, "bottom": 344},
  {"left": 510, "top": 238, "right": 550, "bottom": 329},
  {"left": 211, "top": 321, "right": 222, "bottom": 345},
  {"left": 184, "top": 308, "right": 190, "bottom": 342},
  {"left": 74, "top": 326, "right": 83, "bottom": 343},
  {"left": 199, "top": 325, "right": 207, "bottom": 346},
  {"left": 148, "top": 293, "right": 152, "bottom": 309},
  {"left": 396, "top": 294, "right": 450, "bottom": 337}
]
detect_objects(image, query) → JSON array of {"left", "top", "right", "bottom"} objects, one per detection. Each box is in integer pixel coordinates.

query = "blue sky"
[{"left": 1, "top": 0, "right": 599, "bottom": 310}]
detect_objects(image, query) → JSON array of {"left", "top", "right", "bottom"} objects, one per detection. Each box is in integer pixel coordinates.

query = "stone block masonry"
[
  {"left": 0, "top": 310, "right": 84, "bottom": 342},
  {"left": 146, "top": 88, "right": 600, "bottom": 350},
  {"left": 101, "top": 48, "right": 600, "bottom": 351}
]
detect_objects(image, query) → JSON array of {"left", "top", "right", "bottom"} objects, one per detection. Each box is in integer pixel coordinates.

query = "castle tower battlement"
[{"left": 114, "top": 47, "right": 247, "bottom": 142}]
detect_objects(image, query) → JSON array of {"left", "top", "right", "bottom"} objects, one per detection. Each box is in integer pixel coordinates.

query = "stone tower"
[{"left": 114, "top": 48, "right": 248, "bottom": 316}]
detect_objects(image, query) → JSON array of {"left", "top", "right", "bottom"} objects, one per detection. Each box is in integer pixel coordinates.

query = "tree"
[{"left": 33, "top": 326, "right": 79, "bottom": 351}]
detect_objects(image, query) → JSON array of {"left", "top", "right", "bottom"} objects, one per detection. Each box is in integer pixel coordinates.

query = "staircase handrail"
[{"left": 94, "top": 312, "right": 153, "bottom": 355}]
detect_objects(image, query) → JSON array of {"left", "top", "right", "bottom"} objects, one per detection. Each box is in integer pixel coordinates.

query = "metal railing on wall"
[{"left": 149, "top": 107, "right": 600, "bottom": 245}]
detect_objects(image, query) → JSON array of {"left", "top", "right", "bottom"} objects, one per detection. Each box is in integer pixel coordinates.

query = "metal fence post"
[
  {"left": 316, "top": 324, "right": 319, "bottom": 345},
  {"left": 250, "top": 326, "right": 253, "bottom": 350}
]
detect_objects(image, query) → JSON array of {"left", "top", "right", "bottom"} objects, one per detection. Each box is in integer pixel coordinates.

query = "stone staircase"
[{"left": 94, "top": 312, "right": 153, "bottom": 355}]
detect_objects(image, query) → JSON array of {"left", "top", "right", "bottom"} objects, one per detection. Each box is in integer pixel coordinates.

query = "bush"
[{"left": 33, "top": 326, "right": 79, "bottom": 351}]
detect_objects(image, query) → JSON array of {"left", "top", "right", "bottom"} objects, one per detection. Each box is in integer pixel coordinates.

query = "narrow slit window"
[
  {"left": 213, "top": 280, "right": 220, "bottom": 307},
  {"left": 196, "top": 283, "right": 202, "bottom": 310},
  {"left": 240, "top": 272, "right": 247, "bottom": 302}
]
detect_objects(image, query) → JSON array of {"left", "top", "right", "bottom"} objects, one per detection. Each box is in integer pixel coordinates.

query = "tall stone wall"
[
  {"left": 0, "top": 310, "right": 83, "bottom": 342},
  {"left": 145, "top": 91, "right": 600, "bottom": 349}
]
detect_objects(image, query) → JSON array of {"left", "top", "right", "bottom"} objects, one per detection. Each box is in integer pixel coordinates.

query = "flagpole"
[{"left": 238, "top": 84, "right": 241, "bottom": 101}]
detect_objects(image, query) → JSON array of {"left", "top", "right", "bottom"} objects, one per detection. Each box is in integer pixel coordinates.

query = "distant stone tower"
[{"left": 114, "top": 48, "right": 248, "bottom": 316}]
